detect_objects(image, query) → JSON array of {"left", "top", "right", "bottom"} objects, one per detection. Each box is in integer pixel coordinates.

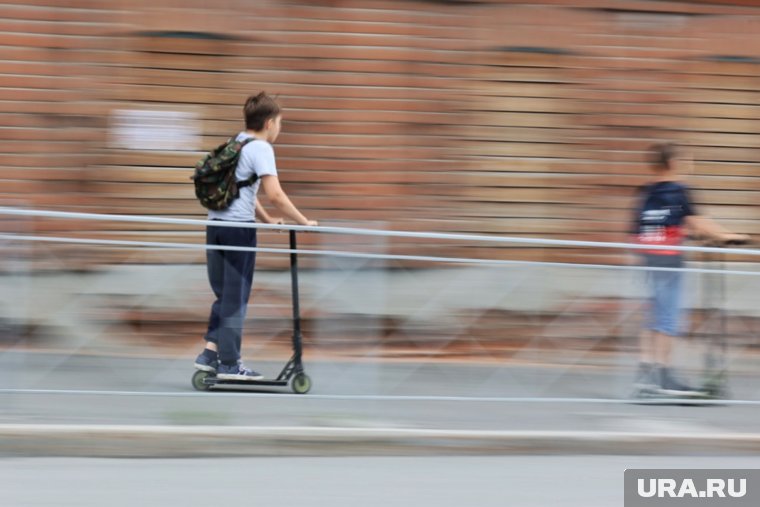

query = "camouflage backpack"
[{"left": 191, "top": 137, "right": 257, "bottom": 210}]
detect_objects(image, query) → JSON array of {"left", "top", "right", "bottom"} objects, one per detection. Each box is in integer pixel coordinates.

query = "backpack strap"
[
  {"left": 235, "top": 137, "right": 259, "bottom": 189},
  {"left": 237, "top": 175, "right": 258, "bottom": 189}
]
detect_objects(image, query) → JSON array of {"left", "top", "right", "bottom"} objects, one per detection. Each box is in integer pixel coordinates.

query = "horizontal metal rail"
[
  {"left": 0, "top": 207, "right": 757, "bottom": 257},
  {"left": 0, "top": 232, "right": 758, "bottom": 276}
]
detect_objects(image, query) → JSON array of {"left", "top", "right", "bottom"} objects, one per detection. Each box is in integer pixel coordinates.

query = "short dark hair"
[
  {"left": 650, "top": 142, "right": 678, "bottom": 171},
  {"left": 244, "top": 92, "right": 281, "bottom": 131}
]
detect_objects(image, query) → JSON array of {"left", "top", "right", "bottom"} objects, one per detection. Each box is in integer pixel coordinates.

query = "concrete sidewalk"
[{"left": 3, "top": 424, "right": 760, "bottom": 457}]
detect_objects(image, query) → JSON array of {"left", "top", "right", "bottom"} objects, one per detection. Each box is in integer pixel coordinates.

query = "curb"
[{"left": 2, "top": 425, "right": 760, "bottom": 457}]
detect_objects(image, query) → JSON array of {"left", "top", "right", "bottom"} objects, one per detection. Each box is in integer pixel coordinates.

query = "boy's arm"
[
  {"left": 255, "top": 200, "right": 283, "bottom": 225},
  {"left": 260, "top": 175, "right": 318, "bottom": 227},
  {"left": 685, "top": 215, "right": 749, "bottom": 244}
]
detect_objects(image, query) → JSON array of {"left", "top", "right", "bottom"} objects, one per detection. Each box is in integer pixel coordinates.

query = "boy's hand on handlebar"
[
  {"left": 304, "top": 220, "right": 318, "bottom": 227},
  {"left": 721, "top": 233, "right": 750, "bottom": 245}
]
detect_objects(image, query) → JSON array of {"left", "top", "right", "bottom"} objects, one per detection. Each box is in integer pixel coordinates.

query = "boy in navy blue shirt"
[{"left": 632, "top": 143, "right": 748, "bottom": 394}]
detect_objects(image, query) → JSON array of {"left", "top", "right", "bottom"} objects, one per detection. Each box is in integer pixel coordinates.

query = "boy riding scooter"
[{"left": 632, "top": 142, "right": 748, "bottom": 397}]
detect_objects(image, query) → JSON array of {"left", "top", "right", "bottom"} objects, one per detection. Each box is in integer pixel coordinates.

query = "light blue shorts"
[{"left": 647, "top": 268, "right": 684, "bottom": 336}]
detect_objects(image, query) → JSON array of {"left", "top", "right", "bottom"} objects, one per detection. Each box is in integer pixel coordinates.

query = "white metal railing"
[
  {"left": 0, "top": 207, "right": 758, "bottom": 276},
  {"left": 1, "top": 207, "right": 759, "bottom": 404}
]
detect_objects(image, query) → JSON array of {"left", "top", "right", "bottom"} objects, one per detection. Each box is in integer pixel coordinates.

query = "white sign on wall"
[{"left": 109, "top": 109, "right": 201, "bottom": 151}]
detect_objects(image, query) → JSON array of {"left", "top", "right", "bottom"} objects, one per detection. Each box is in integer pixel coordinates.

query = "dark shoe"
[
  {"left": 194, "top": 351, "right": 218, "bottom": 373},
  {"left": 217, "top": 362, "right": 264, "bottom": 381}
]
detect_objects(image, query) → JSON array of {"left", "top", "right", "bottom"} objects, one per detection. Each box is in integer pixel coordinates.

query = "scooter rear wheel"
[{"left": 192, "top": 370, "right": 212, "bottom": 392}]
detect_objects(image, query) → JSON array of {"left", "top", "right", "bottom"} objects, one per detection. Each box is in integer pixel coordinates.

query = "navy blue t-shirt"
[{"left": 632, "top": 181, "right": 697, "bottom": 266}]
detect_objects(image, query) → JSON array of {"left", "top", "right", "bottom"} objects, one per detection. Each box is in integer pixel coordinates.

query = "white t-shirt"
[{"left": 207, "top": 132, "right": 278, "bottom": 222}]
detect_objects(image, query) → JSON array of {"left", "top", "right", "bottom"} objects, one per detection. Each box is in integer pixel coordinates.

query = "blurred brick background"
[
  {"left": 2, "top": 0, "right": 760, "bottom": 359},
  {"left": 1, "top": 0, "right": 759, "bottom": 268}
]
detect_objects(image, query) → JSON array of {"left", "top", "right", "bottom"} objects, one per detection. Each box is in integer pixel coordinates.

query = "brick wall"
[{"left": 1, "top": 0, "right": 759, "bottom": 268}]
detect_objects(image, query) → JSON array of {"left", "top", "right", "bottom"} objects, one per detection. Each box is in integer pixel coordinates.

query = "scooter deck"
[
  {"left": 204, "top": 377, "right": 289, "bottom": 388},
  {"left": 630, "top": 386, "right": 724, "bottom": 405}
]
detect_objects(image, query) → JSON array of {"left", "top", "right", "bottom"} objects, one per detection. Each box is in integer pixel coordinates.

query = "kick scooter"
[
  {"left": 698, "top": 238, "right": 748, "bottom": 398},
  {"left": 631, "top": 238, "right": 748, "bottom": 403},
  {"left": 191, "top": 230, "right": 312, "bottom": 394}
]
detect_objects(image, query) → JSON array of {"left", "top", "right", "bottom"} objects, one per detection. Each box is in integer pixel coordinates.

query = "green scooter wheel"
[
  {"left": 292, "top": 373, "right": 312, "bottom": 394},
  {"left": 192, "top": 370, "right": 212, "bottom": 392}
]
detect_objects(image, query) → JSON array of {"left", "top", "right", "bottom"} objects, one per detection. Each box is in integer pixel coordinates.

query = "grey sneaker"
[
  {"left": 633, "top": 362, "right": 657, "bottom": 390},
  {"left": 217, "top": 362, "right": 264, "bottom": 381},
  {"left": 658, "top": 367, "right": 701, "bottom": 395},
  {"left": 194, "top": 352, "right": 218, "bottom": 373}
]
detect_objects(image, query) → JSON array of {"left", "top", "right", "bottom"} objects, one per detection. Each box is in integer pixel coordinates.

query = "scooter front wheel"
[{"left": 292, "top": 373, "right": 312, "bottom": 394}]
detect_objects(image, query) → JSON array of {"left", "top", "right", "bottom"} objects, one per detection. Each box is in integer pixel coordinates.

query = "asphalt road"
[
  {"left": 1, "top": 352, "right": 760, "bottom": 439},
  {"left": 1, "top": 350, "right": 760, "bottom": 462},
  {"left": 2, "top": 455, "right": 760, "bottom": 507}
]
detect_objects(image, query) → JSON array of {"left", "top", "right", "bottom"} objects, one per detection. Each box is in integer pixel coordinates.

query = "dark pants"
[{"left": 204, "top": 222, "right": 257, "bottom": 365}]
